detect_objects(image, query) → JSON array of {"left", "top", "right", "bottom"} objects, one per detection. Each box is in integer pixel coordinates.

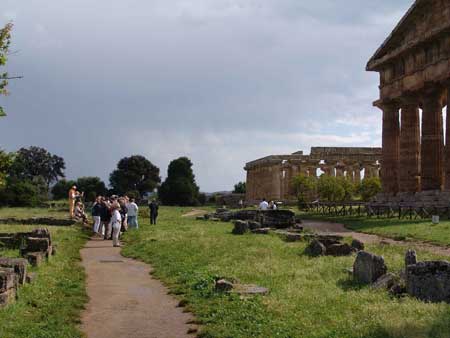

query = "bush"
[
  {"left": 51, "top": 179, "right": 76, "bottom": 200},
  {"left": 292, "top": 174, "right": 317, "bottom": 209},
  {"left": 0, "top": 178, "right": 44, "bottom": 207},
  {"left": 317, "top": 175, "right": 345, "bottom": 202},
  {"left": 359, "top": 177, "right": 382, "bottom": 201}
]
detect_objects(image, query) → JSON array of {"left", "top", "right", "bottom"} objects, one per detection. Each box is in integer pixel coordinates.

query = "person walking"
[
  {"left": 149, "top": 199, "right": 159, "bottom": 225},
  {"left": 91, "top": 196, "right": 102, "bottom": 236},
  {"left": 127, "top": 198, "right": 139, "bottom": 229},
  {"left": 110, "top": 202, "right": 122, "bottom": 247}
]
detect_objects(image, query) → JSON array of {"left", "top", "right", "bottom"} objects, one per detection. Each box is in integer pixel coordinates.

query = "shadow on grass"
[{"left": 336, "top": 277, "right": 368, "bottom": 291}]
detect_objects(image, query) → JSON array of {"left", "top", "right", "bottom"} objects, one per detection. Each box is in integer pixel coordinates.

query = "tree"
[
  {"left": 0, "top": 23, "right": 13, "bottom": 117},
  {"left": 76, "top": 177, "right": 107, "bottom": 201},
  {"left": 109, "top": 155, "right": 160, "bottom": 197},
  {"left": 336, "top": 177, "right": 356, "bottom": 201},
  {"left": 317, "top": 175, "right": 345, "bottom": 202},
  {"left": 9, "top": 146, "right": 65, "bottom": 188},
  {"left": 159, "top": 157, "right": 200, "bottom": 206},
  {"left": 0, "top": 177, "right": 46, "bottom": 207},
  {"left": 359, "top": 177, "right": 382, "bottom": 202},
  {"left": 233, "top": 182, "right": 246, "bottom": 194},
  {"left": 51, "top": 179, "right": 76, "bottom": 200},
  {"left": 0, "top": 149, "right": 13, "bottom": 188},
  {"left": 292, "top": 174, "right": 317, "bottom": 208}
]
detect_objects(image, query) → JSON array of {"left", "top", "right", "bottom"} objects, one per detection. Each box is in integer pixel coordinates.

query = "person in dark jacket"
[
  {"left": 149, "top": 199, "right": 159, "bottom": 225},
  {"left": 91, "top": 196, "right": 103, "bottom": 235},
  {"left": 100, "top": 198, "right": 112, "bottom": 240}
]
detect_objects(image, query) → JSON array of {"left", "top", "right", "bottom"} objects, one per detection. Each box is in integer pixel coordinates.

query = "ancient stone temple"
[
  {"left": 367, "top": 0, "right": 450, "bottom": 194},
  {"left": 244, "top": 147, "right": 381, "bottom": 202}
]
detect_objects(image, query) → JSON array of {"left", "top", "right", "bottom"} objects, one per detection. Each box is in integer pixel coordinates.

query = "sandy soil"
[
  {"left": 302, "top": 219, "right": 450, "bottom": 257},
  {"left": 80, "top": 239, "right": 196, "bottom": 338},
  {"left": 181, "top": 209, "right": 208, "bottom": 218}
]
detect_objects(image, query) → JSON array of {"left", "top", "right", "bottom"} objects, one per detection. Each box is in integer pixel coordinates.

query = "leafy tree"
[
  {"left": 0, "top": 149, "right": 13, "bottom": 188},
  {"left": 9, "top": 146, "right": 65, "bottom": 188},
  {"left": 317, "top": 175, "right": 345, "bottom": 202},
  {"left": 0, "top": 23, "right": 13, "bottom": 117},
  {"left": 75, "top": 176, "right": 107, "bottom": 202},
  {"left": 109, "top": 155, "right": 160, "bottom": 197},
  {"left": 233, "top": 182, "right": 246, "bottom": 194},
  {"left": 337, "top": 177, "right": 356, "bottom": 201},
  {"left": 51, "top": 179, "right": 76, "bottom": 200},
  {"left": 359, "top": 177, "right": 382, "bottom": 202},
  {"left": 292, "top": 174, "right": 317, "bottom": 208},
  {"left": 159, "top": 157, "right": 200, "bottom": 206}
]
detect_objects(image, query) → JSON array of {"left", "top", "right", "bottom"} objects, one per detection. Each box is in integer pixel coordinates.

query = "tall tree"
[
  {"left": 109, "top": 155, "right": 160, "bottom": 197},
  {"left": 233, "top": 182, "right": 246, "bottom": 194},
  {"left": 76, "top": 176, "right": 107, "bottom": 201},
  {"left": 159, "top": 157, "right": 200, "bottom": 206},
  {"left": 0, "top": 23, "right": 13, "bottom": 117},
  {"left": 9, "top": 146, "right": 65, "bottom": 188},
  {"left": 51, "top": 179, "right": 76, "bottom": 200}
]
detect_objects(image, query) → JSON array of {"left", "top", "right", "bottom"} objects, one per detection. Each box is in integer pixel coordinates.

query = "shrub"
[
  {"left": 317, "top": 175, "right": 345, "bottom": 202},
  {"left": 292, "top": 174, "right": 317, "bottom": 208},
  {"left": 359, "top": 177, "right": 382, "bottom": 201},
  {"left": 0, "top": 178, "right": 44, "bottom": 207}
]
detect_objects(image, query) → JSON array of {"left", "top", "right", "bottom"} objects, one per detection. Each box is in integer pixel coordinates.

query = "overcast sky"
[{"left": 0, "top": 0, "right": 413, "bottom": 192}]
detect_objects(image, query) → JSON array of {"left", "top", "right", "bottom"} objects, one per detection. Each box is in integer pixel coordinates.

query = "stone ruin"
[
  {"left": 0, "top": 228, "right": 55, "bottom": 307},
  {"left": 305, "top": 238, "right": 364, "bottom": 257},
  {"left": 0, "top": 217, "right": 75, "bottom": 226},
  {"left": 244, "top": 147, "right": 381, "bottom": 203}
]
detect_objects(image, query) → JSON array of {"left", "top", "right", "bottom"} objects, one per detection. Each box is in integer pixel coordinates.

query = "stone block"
[
  {"left": 405, "top": 249, "right": 417, "bottom": 267},
  {"left": 373, "top": 273, "right": 397, "bottom": 290},
  {"left": 251, "top": 228, "right": 271, "bottom": 235},
  {"left": 351, "top": 239, "right": 365, "bottom": 251},
  {"left": 26, "top": 252, "right": 45, "bottom": 267},
  {"left": 0, "top": 288, "right": 16, "bottom": 308},
  {"left": 215, "top": 279, "right": 233, "bottom": 292},
  {"left": 353, "top": 251, "right": 387, "bottom": 284},
  {"left": 326, "top": 243, "right": 353, "bottom": 257},
  {"left": 232, "top": 221, "right": 249, "bottom": 235},
  {"left": 406, "top": 261, "right": 450, "bottom": 303},
  {"left": 0, "top": 258, "right": 28, "bottom": 285},
  {"left": 26, "top": 272, "right": 37, "bottom": 284},
  {"left": 305, "top": 240, "right": 326, "bottom": 257},
  {"left": 247, "top": 221, "right": 262, "bottom": 230},
  {"left": 23, "top": 237, "right": 50, "bottom": 253},
  {"left": 0, "top": 268, "right": 16, "bottom": 293}
]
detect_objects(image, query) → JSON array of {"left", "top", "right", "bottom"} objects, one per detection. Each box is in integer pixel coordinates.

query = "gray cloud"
[{"left": 0, "top": 0, "right": 413, "bottom": 191}]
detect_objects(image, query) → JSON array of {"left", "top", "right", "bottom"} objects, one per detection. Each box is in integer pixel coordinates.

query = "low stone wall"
[{"left": 0, "top": 217, "right": 75, "bottom": 226}]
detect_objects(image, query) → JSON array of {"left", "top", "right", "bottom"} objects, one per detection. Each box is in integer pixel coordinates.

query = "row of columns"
[{"left": 380, "top": 86, "right": 450, "bottom": 194}]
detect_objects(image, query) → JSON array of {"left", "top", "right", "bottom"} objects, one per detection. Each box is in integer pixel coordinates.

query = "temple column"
[
  {"left": 271, "top": 165, "right": 282, "bottom": 200},
  {"left": 381, "top": 103, "right": 400, "bottom": 194},
  {"left": 335, "top": 163, "right": 345, "bottom": 177},
  {"left": 445, "top": 87, "right": 450, "bottom": 190},
  {"left": 399, "top": 103, "right": 421, "bottom": 192},
  {"left": 354, "top": 166, "right": 361, "bottom": 183},
  {"left": 421, "top": 90, "right": 444, "bottom": 191}
]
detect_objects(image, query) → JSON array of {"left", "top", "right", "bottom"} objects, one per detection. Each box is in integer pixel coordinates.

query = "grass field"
[
  {"left": 300, "top": 212, "right": 450, "bottom": 246},
  {"left": 0, "top": 215, "right": 89, "bottom": 338},
  {"left": 123, "top": 207, "right": 450, "bottom": 338}
]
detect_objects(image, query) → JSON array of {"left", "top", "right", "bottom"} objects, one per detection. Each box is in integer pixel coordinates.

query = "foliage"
[
  {"left": 159, "top": 157, "right": 200, "bottom": 206},
  {"left": 51, "top": 179, "right": 76, "bottom": 200},
  {"left": 0, "top": 220, "right": 89, "bottom": 338},
  {"left": 337, "top": 176, "right": 356, "bottom": 201},
  {"left": 9, "top": 146, "right": 65, "bottom": 188},
  {"left": 198, "top": 192, "right": 207, "bottom": 205},
  {"left": 0, "top": 149, "right": 14, "bottom": 188},
  {"left": 122, "top": 207, "right": 450, "bottom": 338},
  {"left": 109, "top": 155, "right": 160, "bottom": 197},
  {"left": 75, "top": 176, "right": 107, "bottom": 201},
  {"left": 359, "top": 177, "right": 382, "bottom": 201},
  {"left": 292, "top": 174, "right": 317, "bottom": 208},
  {"left": 316, "top": 175, "right": 345, "bottom": 202},
  {"left": 0, "top": 23, "right": 13, "bottom": 117},
  {"left": 233, "top": 182, "right": 246, "bottom": 194},
  {"left": 0, "top": 177, "right": 46, "bottom": 207}
]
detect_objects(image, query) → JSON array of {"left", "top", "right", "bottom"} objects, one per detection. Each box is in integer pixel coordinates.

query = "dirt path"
[
  {"left": 80, "top": 238, "right": 195, "bottom": 338},
  {"left": 302, "top": 219, "right": 450, "bottom": 257},
  {"left": 181, "top": 209, "right": 208, "bottom": 218}
]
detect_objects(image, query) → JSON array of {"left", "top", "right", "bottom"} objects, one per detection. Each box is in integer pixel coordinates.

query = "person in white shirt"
[
  {"left": 259, "top": 198, "right": 269, "bottom": 210},
  {"left": 110, "top": 202, "right": 122, "bottom": 247},
  {"left": 127, "top": 198, "right": 139, "bottom": 229}
]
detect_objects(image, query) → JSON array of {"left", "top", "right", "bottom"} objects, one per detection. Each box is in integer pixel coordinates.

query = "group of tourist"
[
  {"left": 68, "top": 186, "right": 160, "bottom": 247},
  {"left": 258, "top": 198, "right": 277, "bottom": 210}
]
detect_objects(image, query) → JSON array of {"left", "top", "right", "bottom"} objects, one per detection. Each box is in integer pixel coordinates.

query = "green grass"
[
  {"left": 0, "top": 222, "right": 89, "bottom": 338},
  {"left": 0, "top": 207, "right": 68, "bottom": 219},
  {"left": 122, "top": 207, "right": 450, "bottom": 338},
  {"left": 300, "top": 212, "right": 450, "bottom": 246}
]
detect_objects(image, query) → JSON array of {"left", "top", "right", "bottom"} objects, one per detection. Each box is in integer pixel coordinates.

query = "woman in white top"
[{"left": 110, "top": 202, "right": 122, "bottom": 247}]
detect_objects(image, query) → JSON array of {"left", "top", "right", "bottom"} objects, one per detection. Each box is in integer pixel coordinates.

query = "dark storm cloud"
[{"left": 0, "top": 0, "right": 413, "bottom": 191}]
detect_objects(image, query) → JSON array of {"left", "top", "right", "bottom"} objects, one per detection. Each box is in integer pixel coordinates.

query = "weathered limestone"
[
  {"left": 406, "top": 261, "right": 450, "bottom": 303},
  {"left": 245, "top": 147, "right": 381, "bottom": 202},
  {"left": 381, "top": 103, "right": 400, "bottom": 194},
  {"left": 367, "top": 0, "right": 450, "bottom": 195},
  {"left": 399, "top": 103, "right": 421, "bottom": 192},
  {"left": 353, "top": 251, "right": 387, "bottom": 284},
  {"left": 0, "top": 258, "right": 28, "bottom": 285},
  {"left": 421, "top": 91, "right": 444, "bottom": 191}
]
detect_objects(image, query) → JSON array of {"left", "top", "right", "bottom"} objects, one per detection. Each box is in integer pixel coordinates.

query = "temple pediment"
[{"left": 367, "top": 0, "right": 450, "bottom": 72}]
